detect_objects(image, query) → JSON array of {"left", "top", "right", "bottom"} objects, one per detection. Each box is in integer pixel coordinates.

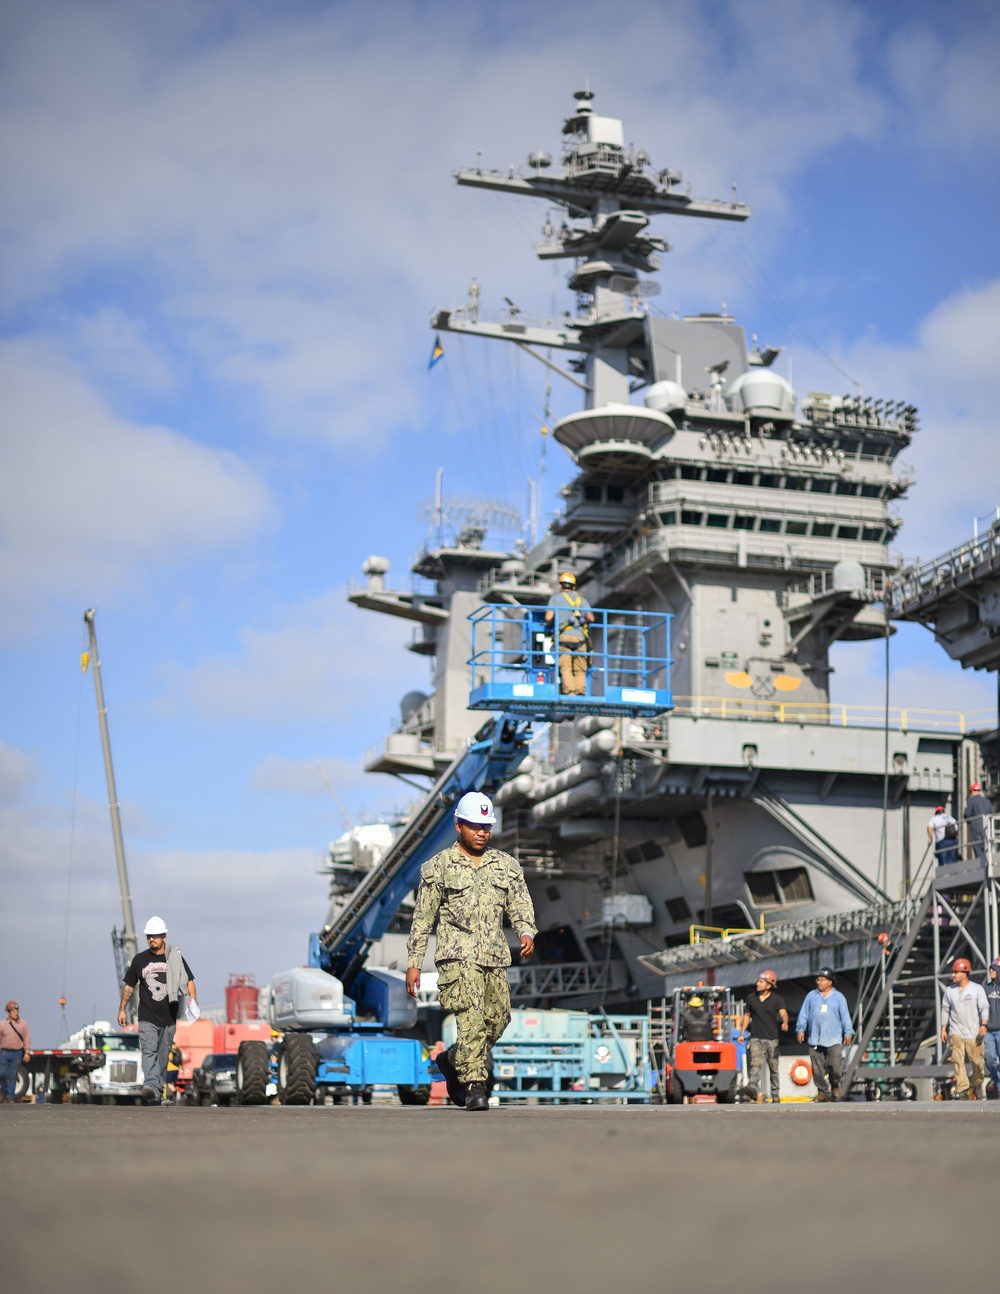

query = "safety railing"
[
  {"left": 670, "top": 696, "right": 993, "bottom": 733},
  {"left": 890, "top": 524, "right": 1000, "bottom": 612},
  {"left": 468, "top": 604, "right": 672, "bottom": 718}
]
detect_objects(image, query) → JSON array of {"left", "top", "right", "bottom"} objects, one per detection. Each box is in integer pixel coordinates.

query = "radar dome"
[
  {"left": 832, "top": 560, "right": 866, "bottom": 594},
  {"left": 400, "top": 690, "right": 429, "bottom": 721},
  {"left": 726, "top": 371, "right": 796, "bottom": 419},
  {"left": 644, "top": 380, "right": 687, "bottom": 414}
]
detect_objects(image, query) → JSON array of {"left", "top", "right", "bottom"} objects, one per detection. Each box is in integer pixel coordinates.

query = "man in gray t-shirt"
[{"left": 941, "top": 958, "right": 989, "bottom": 1099}]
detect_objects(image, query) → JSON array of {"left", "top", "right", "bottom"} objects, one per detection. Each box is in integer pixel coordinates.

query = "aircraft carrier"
[{"left": 344, "top": 90, "right": 998, "bottom": 1016}]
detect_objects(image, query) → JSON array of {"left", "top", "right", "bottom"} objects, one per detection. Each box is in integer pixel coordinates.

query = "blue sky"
[{"left": 1, "top": 0, "right": 998, "bottom": 1043}]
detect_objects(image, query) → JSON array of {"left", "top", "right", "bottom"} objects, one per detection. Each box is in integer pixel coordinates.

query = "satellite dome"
[
  {"left": 726, "top": 371, "right": 796, "bottom": 419},
  {"left": 400, "top": 690, "right": 429, "bottom": 721},
  {"left": 832, "top": 560, "right": 866, "bottom": 594},
  {"left": 644, "top": 380, "right": 687, "bottom": 414}
]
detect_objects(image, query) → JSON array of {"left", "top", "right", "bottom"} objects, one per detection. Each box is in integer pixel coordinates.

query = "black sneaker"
[
  {"left": 465, "top": 1082, "right": 489, "bottom": 1112},
  {"left": 140, "top": 1086, "right": 159, "bottom": 1105},
  {"left": 435, "top": 1046, "right": 466, "bottom": 1108}
]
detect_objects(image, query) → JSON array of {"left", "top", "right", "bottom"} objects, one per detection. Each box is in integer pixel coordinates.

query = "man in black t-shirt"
[
  {"left": 738, "top": 970, "right": 788, "bottom": 1103},
  {"left": 118, "top": 915, "right": 197, "bottom": 1105}
]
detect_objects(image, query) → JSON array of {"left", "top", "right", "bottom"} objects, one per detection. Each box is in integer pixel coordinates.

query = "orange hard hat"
[
  {"left": 756, "top": 969, "right": 778, "bottom": 986},
  {"left": 952, "top": 958, "right": 972, "bottom": 973}
]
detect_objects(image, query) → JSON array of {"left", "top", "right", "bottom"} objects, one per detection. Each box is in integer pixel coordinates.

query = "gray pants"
[
  {"left": 747, "top": 1038, "right": 780, "bottom": 1099},
  {"left": 809, "top": 1042, "right": 844, "bottom": 1096},
  {"left": 138, "top": 1021, "right": 176, "bottom": 1097}
]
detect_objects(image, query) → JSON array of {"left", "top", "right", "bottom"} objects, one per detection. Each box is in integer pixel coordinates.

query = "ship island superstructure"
[{"left": 346, "top": 91, "right": 993, "bottom": 1013}]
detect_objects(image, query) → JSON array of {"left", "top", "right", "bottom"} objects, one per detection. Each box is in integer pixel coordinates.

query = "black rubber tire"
[
  {"left": 236, "top": 1040, "right": 271, "bottom": 1106},
  {"left": 13, "top": 1064, "right": 29, "bottom": 1101},
  {"left": 717, "top": 1078, "right": 739, "bottom": 1105},
  {"left": 398, "top": 1085, "right": 431, "bottom": 1106},
  {"left": 277, "top": 1033, "right": 319, "bottom": 1106}
]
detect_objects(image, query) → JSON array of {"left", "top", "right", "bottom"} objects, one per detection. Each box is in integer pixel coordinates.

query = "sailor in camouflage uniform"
[{"left": 405, "top": 791, "right": 536, "bottom": 1112}]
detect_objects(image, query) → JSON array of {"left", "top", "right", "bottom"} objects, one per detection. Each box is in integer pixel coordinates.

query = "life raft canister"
[{"left": 790, "top": 1058, "right": 812, "bottom": 1086}]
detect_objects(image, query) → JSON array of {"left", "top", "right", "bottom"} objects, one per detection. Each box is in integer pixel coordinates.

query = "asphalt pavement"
[{"left": 1, "top": 1100, "right": 996, "bottom": 1294}]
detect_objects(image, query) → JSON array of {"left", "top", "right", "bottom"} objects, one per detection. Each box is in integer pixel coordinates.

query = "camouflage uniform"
[{"left": 407, "top": 843, "right": 537, "bottom": 1083}]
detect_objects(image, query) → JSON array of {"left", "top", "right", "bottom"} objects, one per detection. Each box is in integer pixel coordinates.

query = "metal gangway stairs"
[{"left": 842, "top": 815, "right": 1000, "bottom": 1095}]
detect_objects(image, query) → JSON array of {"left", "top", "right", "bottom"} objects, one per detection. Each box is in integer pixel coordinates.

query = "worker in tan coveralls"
[{"left": 405, "top": 791, "right": 536, "bottom": 1112}]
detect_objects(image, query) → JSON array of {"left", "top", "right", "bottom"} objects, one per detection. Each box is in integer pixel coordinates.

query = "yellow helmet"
[{"left": 558, "top": 571, "right": 577, "bottom": 587}]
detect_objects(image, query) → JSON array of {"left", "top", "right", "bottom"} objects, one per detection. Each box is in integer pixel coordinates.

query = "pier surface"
[{"left": 2, "top": 1102, "right": 994, "bottom": 1292}]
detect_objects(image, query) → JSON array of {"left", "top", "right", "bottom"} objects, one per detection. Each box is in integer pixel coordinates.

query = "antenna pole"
[{"left": 83, "top": 610, "right": 138, "bottom": 968}]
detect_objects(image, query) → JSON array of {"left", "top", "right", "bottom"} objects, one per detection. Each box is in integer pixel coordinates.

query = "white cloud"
[
  {"left": 249, "top": 754, "right": 369, "bottom": 798},
  {"left": 887, "top": 12, "right": 1000, "bottom": 151},
  {"left": 0, "top": 339, "right": 273, "bottom": 634},
  {"left": 166, "top": 588, "right": 427, "bottom": 725},
  {"left": 0, "top": 0, "right": 916, "bottom": 445}
]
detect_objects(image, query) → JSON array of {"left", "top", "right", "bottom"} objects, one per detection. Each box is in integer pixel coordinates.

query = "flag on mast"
[{"left": 428, "top": 334, "right": 444, "bottom": 369}]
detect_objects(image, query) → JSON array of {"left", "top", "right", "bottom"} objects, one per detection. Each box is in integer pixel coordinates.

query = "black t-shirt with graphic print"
[{"left": 124, "top": 949, "right": 194, "bottom": 1026}]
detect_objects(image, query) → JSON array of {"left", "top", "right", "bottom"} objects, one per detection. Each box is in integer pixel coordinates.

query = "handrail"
[{"left": 670, "top": 696, "right": 992, "bottom": 733}]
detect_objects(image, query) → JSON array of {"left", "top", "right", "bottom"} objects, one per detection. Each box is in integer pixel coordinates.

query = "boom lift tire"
[
  {"left": 277, "top": 1032, "right": 319, "bottom": 1105},
  {"left": 236, "top": 1040, "right": 271, "bottom": 1106},
  {"left": 398, "top": 1084, "right": 431, "bottom": 1105}
]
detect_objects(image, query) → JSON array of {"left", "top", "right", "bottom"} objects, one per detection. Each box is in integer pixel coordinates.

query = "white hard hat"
[
  {"left": 454, "top": 791, "right": 496, "bottom": 825},
  {"left": 143, "top": 916, "right": 168, "bottom": 935}
]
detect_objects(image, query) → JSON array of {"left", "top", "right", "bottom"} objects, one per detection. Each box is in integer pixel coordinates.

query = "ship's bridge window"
[
  {"left": 680, "top": 464, "right": 702, "bottom": 481},
  {"left": 733, "top": 515, "right": 756, "bottom": 530},
  {"left": 784, "top": 476, "right": 806, "bottom": 491},
  {"left": 860, "top": 483, "right": 883, "bottom": 498},
  {"left": 784, "top": 520, "right": 809, "bottom": 535},
  {"left": 809, "top": 479, "right": 832, "bottom": 493},
  {"left": 659, "top": 510, "right": 677, "bottom": 526},
  {"left": 584, "top": 485, "right": 602, "bottom": 502},
  {"left": 706, "top": 513, "right": 730, "bottom": 528},
  {"left": 836, "top": 481, "right": 858, "bottom": 496},
  {"left": 625, "top": 839, "right": 665, "bottom": 865},
  {"left": 681, "top": 509, "right": 703, "bottom": 526},
  {"left": 745, "top": 866, "right": 814, "bottom": 907},
  {"left": 758, "top": 473, "right": 779, "bottom": 488},
  {"left": 759, "top": 517, "right": 782, "bottom": 533},
  {"left": 811, "top": 521, "right": 834, "bottom": 537},
  {"left": 706, "top": 468, "right": 729, "bottom": 483},
  {"left": 665, "top": 895, "right": 693, "bottom": 924},
  {"left": 862, "top": 526, "right": 884, "bottom": 542},
  {"left": 837, "top": 524, "right": 859, "bottom": 540},
  {"left": 734, "top": 471, "right": 755, "bottom": 486},
  {"left": 606, "top": 486, "right": 625, "bottom": 503}
]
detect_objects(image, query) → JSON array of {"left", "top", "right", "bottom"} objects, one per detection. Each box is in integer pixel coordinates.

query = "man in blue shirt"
[{"left": 796, "top": 968, "right": 854, "bottom": 1102}]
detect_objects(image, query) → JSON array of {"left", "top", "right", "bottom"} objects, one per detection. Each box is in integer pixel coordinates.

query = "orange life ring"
[{"left": 790, "top": 1058, "right": 812, "bottom": 1086}]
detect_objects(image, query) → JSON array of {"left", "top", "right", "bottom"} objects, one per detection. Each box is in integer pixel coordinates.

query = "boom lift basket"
[{"left": 468, "top": 604, "right": 673, "bottom": 719}]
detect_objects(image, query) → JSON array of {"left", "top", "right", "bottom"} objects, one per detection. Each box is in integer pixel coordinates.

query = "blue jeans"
[
  {"left": 1, "top": 1048, "right": 23, "bottom": 1098},
  {"left": 935, "top": 842, "right": 958, "bottom": 866},
  {"left": 137, "top": 1022, "right": 175, "bottom": 1098},
  {"left": 984, "top": 1030, "right": 1000, "bottom": 1092}
]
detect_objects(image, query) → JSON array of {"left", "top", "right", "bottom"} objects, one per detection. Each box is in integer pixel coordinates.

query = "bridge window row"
[
  {"left": 661, "top": 464, "right": 890, "bottom": 499},
  {"left": 656, "top": 510, "right": 886, "bottom": 543}
]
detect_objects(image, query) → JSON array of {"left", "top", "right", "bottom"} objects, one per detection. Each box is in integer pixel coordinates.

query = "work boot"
[
  {"left": 140, "top": 1086, "right": 159, "bottom": 1105},
  {"left": 813, "top": 1092, "right": 830, "bottom": 1103},
  {"left": 743, "top": 1086, "right": 757, "bottom": 1104},
  {"left": 435, "top": 1047, "right": 466, "bottom": 1108},
  {"left": 755, "top": 1092, "right": 764, "bottom": 1104},
  {"left": 831, "top": 1086, "right": 842, "bottom": 1100},
  {"left": 966, "top": 1088, "right": 978, "bottom": 1101},
  {"left": 465, "top": 1082, "right": 489, "bottom": 1112}
]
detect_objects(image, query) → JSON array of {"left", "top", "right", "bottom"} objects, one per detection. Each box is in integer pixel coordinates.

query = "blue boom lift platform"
[{"left": 236, "top": 606, "right": 672, "bottom": 1106}]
